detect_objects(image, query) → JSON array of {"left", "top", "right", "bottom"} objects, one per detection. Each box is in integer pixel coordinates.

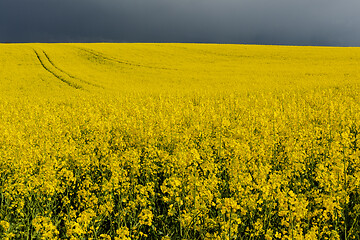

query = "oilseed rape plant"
[{"left": 1, "top": 43, "right": 360, "bottom": 239}]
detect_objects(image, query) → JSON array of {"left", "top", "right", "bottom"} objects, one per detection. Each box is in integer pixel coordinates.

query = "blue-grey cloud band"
[{"left": 1, "top": 0, "right": 359, "bottom": 46}]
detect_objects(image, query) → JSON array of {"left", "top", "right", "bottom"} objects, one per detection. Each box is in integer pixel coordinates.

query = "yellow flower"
[
  {"left": 0, "top": 220, "right": 10, "bottom": 231},
  {"left": 100, "top": 234, "right": 111, "bottom": 240},
  {"left": 115, "top": 227, "right": 131, "bottom": 240},
  {"left": 139, "top": 209, "right": 154, "bottom": 226}
]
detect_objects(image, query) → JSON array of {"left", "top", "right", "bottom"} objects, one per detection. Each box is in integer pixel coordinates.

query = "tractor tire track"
[
  {"left": 34, "top": 49, "right": 82, "bottom": 90},
  {"left": 78, "top": 47, "right": 176, "bottom": 71},
  {"left": 42, "top": 51, "right": 104, "bottom": 89}
]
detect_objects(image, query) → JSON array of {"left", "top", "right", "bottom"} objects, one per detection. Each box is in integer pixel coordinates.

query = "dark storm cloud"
[{"left": 1, "top": 0, "right": 360, "bottom": 46}]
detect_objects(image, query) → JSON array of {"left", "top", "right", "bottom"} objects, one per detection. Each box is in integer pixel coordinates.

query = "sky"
[{"left": 1, "top": 0, "right": 360, "bottom": 46}]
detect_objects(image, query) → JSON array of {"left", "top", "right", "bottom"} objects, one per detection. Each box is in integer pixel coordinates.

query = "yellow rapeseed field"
[{"left": 1, "top": 43, "right": 360, "bottom": 239}]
